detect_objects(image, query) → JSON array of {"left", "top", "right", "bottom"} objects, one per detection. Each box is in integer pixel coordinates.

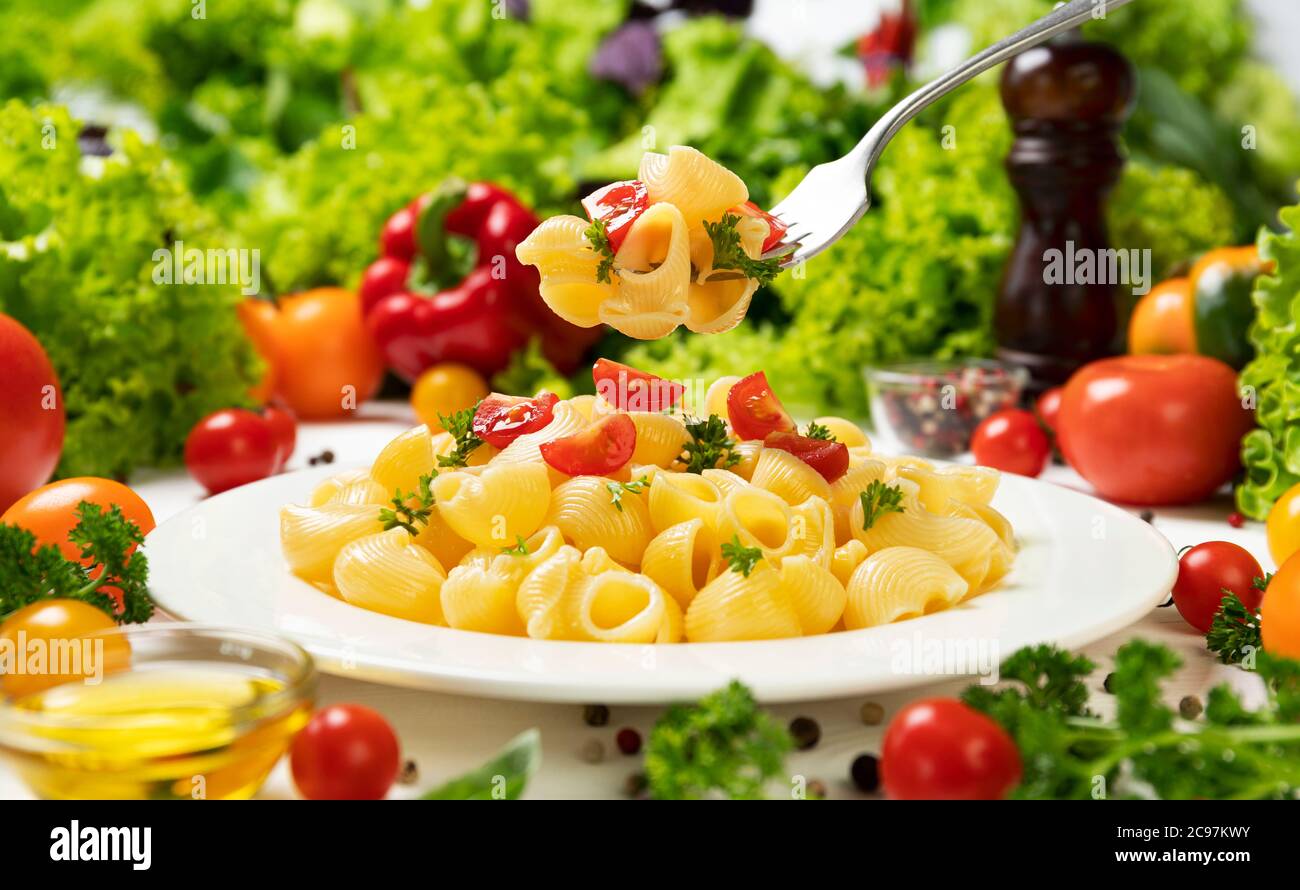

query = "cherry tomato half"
[
  {"left": 581, "top": 180, "right": 648, "bottom": 254},
  {"left": 881, "top": 698, "right": 1021, "bottom": 800},
  {"left": 0, "top": 600, "right": 132, "bottom": 699},
  {"left": 726, "top": 371, "right": 795, "bottom": 442},
  {"left": 472, "top": 391, "right": 560, "bottom": 449},
  {"left": 970, "top": 409, "right": 1049, "bottom": 477},
  {"left": 359, "top": 256, "right": 411, "bottom": 317},
  {"left": 1171, "top": 541, "right": 1264, "bottom": 634},
  {"left": 1034, "top": 387, "right": 1063, "bottom": 436},
  {"left": 735, "top": 200, "right": 788, "bottom": 254},
  {"left": 1262, "top": 550, "right": 1300, "bottom": 659},
  {"left": 763, "top": 431, "right": 849, "bottom": 483},
  {"left": 592, "top": 358, "right": 685, "bottom": 413},
  {"left": 184, "top": 408, "right": 280, "bottom": 495},
  {"left": 540, "top": 413, "right": 636, "bottom": 477},
  {"left": 290, "top": 704, "right": 400, "bottom": 801}
]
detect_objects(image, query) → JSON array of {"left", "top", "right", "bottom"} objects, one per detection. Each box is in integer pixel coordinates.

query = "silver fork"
[{"left": 766, "top": 0, "right": 1136, "bottom": 267}]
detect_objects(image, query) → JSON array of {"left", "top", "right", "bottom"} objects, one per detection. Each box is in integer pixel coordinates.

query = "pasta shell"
[
  {"left": 281, "top": 503, "right": 382, "bottom": 584},
  {"left": 641, "top": 519, "right": 720, "bottom": 610},
  {"left": 370, "top": 425, "right": 435, "bottom": 496},
  {"left": 432, "top": 461, "right": 550, "bottom": 547},
  {"left": 629, "top": 412, "right": 689, "bottom": 468},
  {"left": 779, "top": 555, "right": 847, "bottom": 636},
  {"left": 685, "top": 562, "right": 801, "bottom": 642},
  {"left": 750, "top": 446, "right": 832, "bottom": 506},
  {"left": 309, "top": 469, "right": 371, "bottom": 506},
  {"left": 813, "top": 416, "right": 869, "bottom": 449},
  {"left": 638, "top": 146, "right": 748, "bottom": 227},
  {"left": 546, "top": 476, "right": 653, "bottom": 567},
  {"left": 844, "top": 546, "right": 968, "bottom": 629},
  {"left": 648, "top": 472, "right": 724, "bottom": 538},
  {"left": 831, "top": 539, "right": 869, "bottom": 586},
  {"left": 334, "top": 528, "right": 446, "bottom": 625}
]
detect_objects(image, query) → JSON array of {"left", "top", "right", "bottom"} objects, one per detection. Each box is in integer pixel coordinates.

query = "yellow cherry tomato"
[
  {"left": 1267, "top": 481, "right": 1300, "bottom": 567},
  {"left": 1128, "top": 277, "right": 1196, "bottom": 356},
  {"left": 1262, "top": 550, "right": 1300, "bottom": 659},
  {"left": 410, "top": 363, "right": 489, "bottom": 431},
  {"left": 0, "top": 600, "right": 131, "bottom": 699}
]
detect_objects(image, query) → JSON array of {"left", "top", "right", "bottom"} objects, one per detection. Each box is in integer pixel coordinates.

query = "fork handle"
[{"left": 852, "top": 0, "right": 1137, "bottom": 173}]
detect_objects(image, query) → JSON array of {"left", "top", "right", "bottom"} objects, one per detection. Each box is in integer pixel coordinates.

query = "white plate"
[{"left": 143, "top": 465, "right": 1176, "bottom": 703}]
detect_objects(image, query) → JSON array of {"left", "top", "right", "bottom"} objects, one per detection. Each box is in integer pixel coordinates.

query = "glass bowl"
[
  {"left": 864, "top": 359, "right": 1029, "bottom": 458},
  {"left": 0, "top": 624, "right": 315, "bottom": 800}
]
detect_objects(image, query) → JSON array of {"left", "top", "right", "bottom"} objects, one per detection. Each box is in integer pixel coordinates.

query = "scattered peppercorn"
[
  {"left": 579, "top": 738, "right": 605, "bottom": 764},
  {"left": 1227, "top": 511, "right": 1245, "bottom": 528},
  {"left": 789, "top": 716, "right": 821, "bottom": 750},
  {"left": 1140, "top": 510, "right": 1154, "bottom": 524},
  {"left": 320, "top": 449, "right": 335, "bottom": 464},
  {"left": 582, "top": 704, "right": 610, "bottom": 727},
  {"left": 624, "top": 771, "right": 648, "bottom": 797},
  {"left": 859, "top": 701, "right": 885, "bottom": 725},
  {"left": 1179, "top": 695, "right": 1203, "bottom": 720},
  {"left": 806, "top": 779, "right": 828, "bottom": 800},
  {"left": 1103, "top": 672, "right": 1116, "bottom": 694},
  {"left": 616, "top": 727, "right": 642, "bottom": 756},
  {"left": 850, "top": 753, "right": 880, "bottom": 793},
  {"left": 397, "top": 759, "right": 419, "bottom": 785}
]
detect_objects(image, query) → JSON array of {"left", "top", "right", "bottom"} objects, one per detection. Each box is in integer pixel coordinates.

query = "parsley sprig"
[
  {"left": 584, "top": 218, "right": 617, "bottom": 284},
  {"left": 0, "top": 502, "right": 154, "bottom": 623},
  {"left": 702, "top": 213, "right": 782, "bottom": 286},
  {"left": 804, "top": 421, "right": 834, "bottom": 441},
  {"left": 607, "top": 476, "right": 651, "bottom": 512},
  {"left": 379, "top": 473, "right": 436, "bottom": 536},
  {"left": 680, "top": 414, "right": 740, "bottom": 474},
  {"left": 721, "top": 535, "right": 763, "bottom": 577},
  {"left": 500, "top": 535, "right": 530, "bottom": 556},
  {"left": 437, "top": 402, "right": 485, "bottom": 468},
  {"left": 859, "top": 480, "right": 904, "bottom": 531},
  {"left": 1206, "top": 575, "right": 1270, "bottom": 665}
]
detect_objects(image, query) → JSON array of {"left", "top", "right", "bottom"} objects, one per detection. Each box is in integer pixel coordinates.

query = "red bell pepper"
[{"left": 857, "top": 0, "right": 916, "bottom": 88}]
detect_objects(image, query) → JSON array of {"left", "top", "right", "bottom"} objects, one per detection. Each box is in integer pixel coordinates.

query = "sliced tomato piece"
[
  {"left": 581, "top": 180, "right": 648, "bottom": 254},
  {"left": 727, "top": 371, "right": 795, "bottom": 442},
  {"left": 764, "top": 431, "right": 849, "bottom": 483},
  {"left": 592, "top": 358, "right": 685, "bottom": 413},
  {"left": 736, "top": 201, "right": 789, "bottom": 254},
  {"left": 540, "top": 413, "right": 636, "bottom": 476},
  {"left": 471, "top": 392, "right": 559, "bottom": 449}
]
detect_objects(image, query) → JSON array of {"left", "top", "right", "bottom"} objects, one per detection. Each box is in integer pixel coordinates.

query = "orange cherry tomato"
[
  {"left": 245, "top": 288, "right": 385, "bottom": 420},
  {"left": 1266, "top": 481, "right": 1300, "bottom": 567},
  {"left": 1261, "top": 550, "right": 1300, "bottom": 659},
  {"left": 1, "top": 477, "right": 155, "bottom": 566},
  {"left": 410, "top": 363, "right": 489, "bottom": 432},
  {"left": 1128, "top": 277, "right": 1196, "bottom": 356},
  {"left": 0, "top": 600, "right": 132, "bottom": 699}
]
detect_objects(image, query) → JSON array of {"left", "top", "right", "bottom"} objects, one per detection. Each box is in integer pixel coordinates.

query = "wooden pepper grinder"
[{"left": 994, "top": 34, "right": 1135, "bottom": 392}]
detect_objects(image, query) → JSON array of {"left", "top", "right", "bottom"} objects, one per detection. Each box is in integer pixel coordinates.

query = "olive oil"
[{"left": 2, "top": 664, "right": 311, "bottom": 800}]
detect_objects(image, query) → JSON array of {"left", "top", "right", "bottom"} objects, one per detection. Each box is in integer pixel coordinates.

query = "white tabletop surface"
[{"left": 0, "top": 402, "right": 1270, "bottom": 800}]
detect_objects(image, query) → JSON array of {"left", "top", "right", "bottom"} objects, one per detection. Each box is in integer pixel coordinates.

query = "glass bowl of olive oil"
[{"left": 0, "top": 624, "right": 316, "bottom": 800}]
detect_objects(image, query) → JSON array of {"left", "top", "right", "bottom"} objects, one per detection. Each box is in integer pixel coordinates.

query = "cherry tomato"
[
  {"left": 1127, "top": 277, "right": 1196, "bottom": 356},
  {"left": 472, "top": 392, "right": 560, "bottom": 449},
  {"left": 540, "top": 413, "right": 637, "bottom": 477},
  {"left": 735, "top": 200, "right": 788, "bottom": 254},
  {"left": 184, "top": 409, "right": 280, "bottom": 495},
  {"left": 1056, "top": 355, "right": 1253, "bottom": 505},
  {"left": 0, "top": 600, "right": 131, "bottom": 699},
  {"left": 290, "top": 704, "right": 400, "bottom": 800},
  {"left": 411, "top": 363, "right": 490, "bottom": 432},
  {"left": 1262, "top": 550, "right": 1300, "bottom": 659},
  {"left": 1171, "top": 541, "right": 1264, "bottom": 634},
  {"left": 763, "top": 431, "right": 849, "bottom": 482},
  {"left": 2, "top": 477, "right": 155, "bottom": 567},
  {"left": 1034, "top": 386, "right": 1063, "bottom": 435},
  {"left": 358, "top": 256, "right": 411, "bottom": 317},
  {"left": 581, "top": 180, "right": 648, "bottom": 254},
  {"left": 592, "top": 358, "right": 685, "bottom": 413},
  {"left": 726, "top": 371, "right": 795, "bottom": 442},
  {"left": 971, "top": 409, "right": 1049, "bottom": 477},
  {"left": 0, "top": 314, "right": 65, "bottom": 513},
  {"left": 380, "top": 200, "right": 421, "bottom": 261},
  {"left": 1266, "top": 481, "right": 1300, "bottom": 567},
  {"left": 881, "top": 698, "right": 1021, "bottom": 800},
  {"left": 262, "top": 405, "right": 297, "bottom": 472}
]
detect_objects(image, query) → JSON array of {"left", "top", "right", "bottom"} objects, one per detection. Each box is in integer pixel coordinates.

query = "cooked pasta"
[{"left": 280, "top": 363, "right": 1019, "bottom": 644}]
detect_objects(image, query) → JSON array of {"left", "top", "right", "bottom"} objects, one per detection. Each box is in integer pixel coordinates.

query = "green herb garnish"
[
  {"left": 420, "top": 729, "right": 540, "bottom": 800},
  {"left": 500, "top": 535, "right": 530, "bottom": 556},
  {"left": 0, "top": 502, "right": 154, "bottom": 623},
  {"left": 607, "top": 476, "right": 651, "bottom": 512},
  {"left": 379, "top": 473, "right": 436, "bottom": 535},
  {"left": 1206, "top": 581, "right": 1268, "bottom": 665},
  {"left": 437, "top": 402, "right": 485, "bottom": 468},
  {"left": 585, "top": 218, "right": 617, "bottom": 284},
  {"left": 720, "top": 535, "right": 762, "bottom": 577},
  {"left": 858, "top": 480, "right": 904, "bottom": 531},
  {"left": 804, "top": 421, "right": 834, "bottom": 441},
  {"left": 680, "top": 414, "right": 740, "bottom": 474},
  {"left": 703, "top": 213, "right": 782, "bottom": 286}
]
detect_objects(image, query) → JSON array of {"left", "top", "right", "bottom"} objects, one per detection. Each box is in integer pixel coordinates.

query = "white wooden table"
[{"left": 0, "top": 402, "right": 1268, "bottom": 800}]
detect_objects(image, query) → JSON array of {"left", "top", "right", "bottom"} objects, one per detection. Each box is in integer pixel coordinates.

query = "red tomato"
[
  {"left": 0, "top": 314, "right": 65, "bottom": 513},
  {"left": 184, "top": 409, "right": 280, "bottom": 495},
  {"left": 262, "top": 405, "right": 297, "bottom": 472},
  {"left": 735, "top": 201, "right": 788, "bottom": 254},
  {"left": 1262, "top": 551, "right": 1300, "bottom": 659},
  {"left": 380, "top": 201, "right": 420, "bottom": 261},
  {"left": 592, "top": 358, "right": 685, "bottom": 413},
  {"left": 358, "top": 256, "right": 411, "bottom": 317},
  {"left": 290, "top": 704, "right": 400, "bottom": 801},
  {"left": 971, "top": 409, "right": 1050, "bottom": 477},
  {"left": 1056, "top": 355, "right": 1253, "bottom": 505},
  {"left": 472, "top": 392, "right": 559, "bottom": 449},
  {"left": 540, "top": 413, "right": 637, "bottom": 476},
  {"left": 581, "top": 180, "right": 648, "bottom": 254},
  {"left": 1171, "top": 541, "right": 1264, "bottom": 634},
  {"left": 1035, "top": 386, "right": 1063, "bottom": 435},
  {"left": 726, "top": 371, "right": 795, "bottom": 442},
  {"left": 763, "top": 431, "right": 849, "bottom": 482},
  {"left": 881, "top": 698, "right": 1021, "bottom": 800}
]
